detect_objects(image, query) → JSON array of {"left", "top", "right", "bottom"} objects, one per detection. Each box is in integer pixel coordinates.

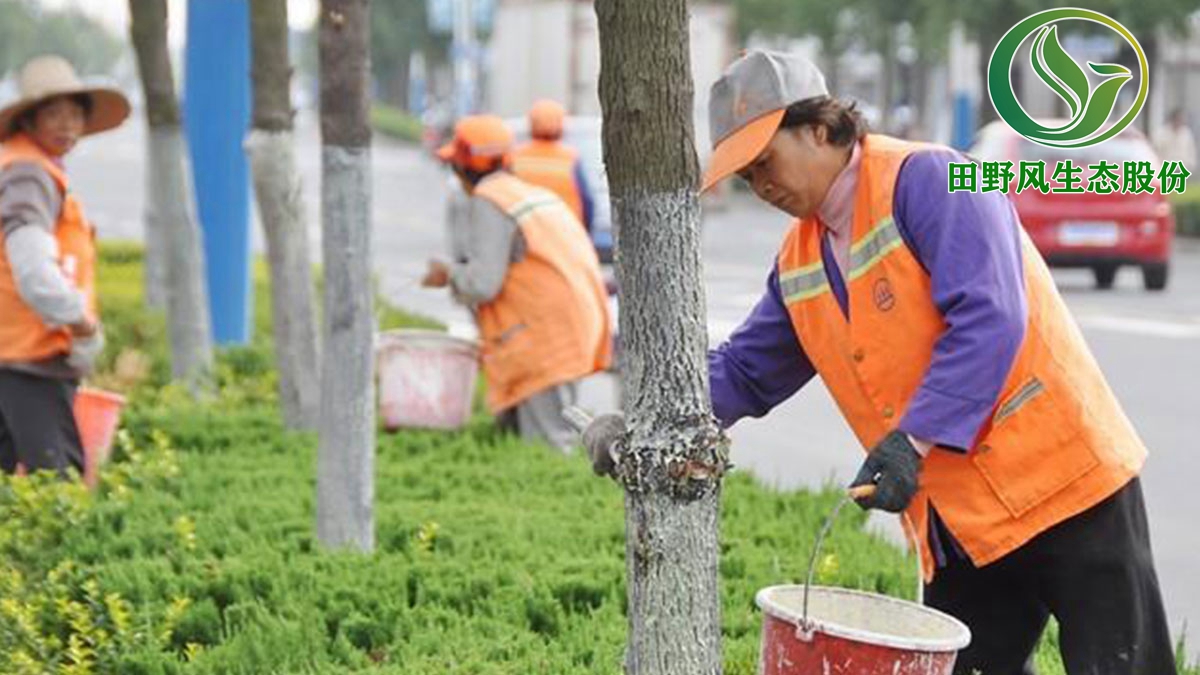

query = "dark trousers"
[
  {"left": 0, "top": 369, "right": 85, "bottom": 479},
  {"left": 926, "top": 478, "right": 1177, "bottom": 675}
]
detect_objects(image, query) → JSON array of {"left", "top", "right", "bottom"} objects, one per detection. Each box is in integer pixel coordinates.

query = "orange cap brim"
[
  {"left": 700, "top": 109, "right": 785, "bottom": 193},
  {"left": 436, "top": 141, "right": 456, "bottom": 162}
]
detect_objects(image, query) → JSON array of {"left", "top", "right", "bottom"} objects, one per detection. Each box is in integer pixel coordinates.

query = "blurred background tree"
[{"left": 0, "top": 0, "right": 124, "bottom": 76}]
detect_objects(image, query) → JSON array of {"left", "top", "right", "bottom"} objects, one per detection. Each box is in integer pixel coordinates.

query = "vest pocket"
[{"left": 971, "top": 377, "right": 1096, "bottom": 518}]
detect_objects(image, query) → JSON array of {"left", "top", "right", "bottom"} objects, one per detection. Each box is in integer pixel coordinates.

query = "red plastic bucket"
[
  {"left": 74, "top": 387, "right": 126, "bottom": 487},
  {"left": 756, "top": 585, "right": 970, "bottom": 675},
  {"left": 376, "top": 329, "right": 480, "bottom": 431}
]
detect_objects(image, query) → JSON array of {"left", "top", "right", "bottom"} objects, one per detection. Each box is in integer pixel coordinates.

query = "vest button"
[
  {"left": 852, "top": 349, "right": 865, "bottom": 363},
  {"left": 882, "top": 405, "right": 894, "bottom": 419}
]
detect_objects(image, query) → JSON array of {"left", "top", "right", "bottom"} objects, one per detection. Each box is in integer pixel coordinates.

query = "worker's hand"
[
  {"left": 582, "top": 413, "right": 625, "bottom": 478},
  {"left": 849, "top": 431, "right": 922, "bottom": 513},
  {"left": 68, "top": 315, "right": 98, "bottom": 338},
  {"left": 67, "top": 325, "right": 104, "bottom": 376},
  {"left": 421, "top": 259, "right": 451, "bottom": 288}
]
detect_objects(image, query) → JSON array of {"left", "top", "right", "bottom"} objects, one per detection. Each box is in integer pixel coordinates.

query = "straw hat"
[{"left": 0, "top": 55, "right": 130, "bottom": 140}]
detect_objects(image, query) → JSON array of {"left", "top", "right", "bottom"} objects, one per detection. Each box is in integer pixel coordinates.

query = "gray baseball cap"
[{"left": 702, "top": 50, "right": 828, "bottom": 192}]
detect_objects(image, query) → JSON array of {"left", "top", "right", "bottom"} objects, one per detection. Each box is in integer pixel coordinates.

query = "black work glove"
[
  {"left": 582, "top": 413, "right": 624, "bottom": 478},
  {"left": 849, "top": 431, "right": 923, "bottom": 513}
]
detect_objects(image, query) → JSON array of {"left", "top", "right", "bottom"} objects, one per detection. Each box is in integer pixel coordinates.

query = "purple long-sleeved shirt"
[{"left": 709, "top": 148, "right": 1028, "bottom": 453}]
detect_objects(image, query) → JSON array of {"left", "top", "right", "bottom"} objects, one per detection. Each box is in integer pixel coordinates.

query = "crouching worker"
[
  {"left": 0, "top": 56, "right": 130, "bottom": 479},
  {"left": 423, "top": 115, "right": 612, "bottom": 452}
]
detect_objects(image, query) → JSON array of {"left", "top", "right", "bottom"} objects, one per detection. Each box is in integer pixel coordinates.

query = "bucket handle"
[{"left": 798, "top": 483, "right": 925, "bottom": 641}]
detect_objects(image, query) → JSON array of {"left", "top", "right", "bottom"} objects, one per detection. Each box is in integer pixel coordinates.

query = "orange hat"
[
  {"left": 436, "top": 115, "right": 514, "bottom": 171},
  {"left": 701, "top": 51, "right": 828, "bottom": 192},
  {"left": 529, "top": 99, "right": 565, "bottom": 139}
]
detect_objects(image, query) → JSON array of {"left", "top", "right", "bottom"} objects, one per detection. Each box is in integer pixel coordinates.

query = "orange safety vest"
[
  {"left": 511, "top": 140, "right": 586, "bottom": 227},
  {"left": 0, "top": 133, "right": 97, "bottom": 363},
  {"left": 777, "top": 134, "right": 1146, "bottom": 578},
  {"left": 472, "top": 172, "right": 612, "bottom": 412}
]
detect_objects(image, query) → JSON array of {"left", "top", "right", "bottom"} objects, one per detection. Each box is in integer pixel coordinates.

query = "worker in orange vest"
[
  {"left": 423, "top": 115, "right": 612, "bottom": 452},
  {"left": 581, "top": 51, "right": 1175, "bottom": 673},
  {"left": 0, "top": 56, "right": 130, "bottom": 479},
  {"left": 510, "top": 99, "right": 594, "bottom": 234}
]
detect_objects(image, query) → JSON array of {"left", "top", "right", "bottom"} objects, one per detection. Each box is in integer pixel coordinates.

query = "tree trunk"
[
  {"left": 128, "top": 0, "right": 214, "bottom": 390},
  {"left": 316, "top": 0, "right": 374, "bottom": 552},
  {"left": 248, "top": 0, "right": 321, "bottom": 431},
  {"left": 880, "top": 27, "right": 895, "bottom": 133},
  {"left": 977, "top": 20, "right": 1009, "bottom": 125},
  {"left": 595, "top": 1, "right": 728, "bottom": 673}
]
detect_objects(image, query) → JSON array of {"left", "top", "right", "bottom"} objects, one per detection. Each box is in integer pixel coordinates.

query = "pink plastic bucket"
[
  {"left": 377, "top": 329, "right": 480, "bottom": 431},
  {"left": 74, "top": 387, "right": 126, "bottom": 487},
  {"left": 756, "top": 585, "right": 971, "bottom": 675}
]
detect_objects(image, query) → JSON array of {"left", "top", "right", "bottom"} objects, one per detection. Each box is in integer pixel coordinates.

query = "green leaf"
[
  {"left": 1088, "top": 62, "right": 1132, "bottom": 76},
  {"left": 1032, "top": 24, "right": 1090, "bottom": 120}
]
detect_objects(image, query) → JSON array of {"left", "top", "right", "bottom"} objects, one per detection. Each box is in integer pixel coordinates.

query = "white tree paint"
[
  {"left": 612, "top": 188, "right": 728, "bottom": 675},
  {"left": 147, "top": 126, "right": 214, "bottom": 389},
  {"left": 246, "top": 129, "right": 321, "bottom": 430},
  {"left": 315, "top": 145, "right": 375, "bottom": 552}
]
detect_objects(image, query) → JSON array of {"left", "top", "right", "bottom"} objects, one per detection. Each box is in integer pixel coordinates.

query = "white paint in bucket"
[
  {"left": 756, "top": 585, "right": 971, "bottom": 652},
  {"left": 376, "top": 329, "right": 480, "bottom": 430}
]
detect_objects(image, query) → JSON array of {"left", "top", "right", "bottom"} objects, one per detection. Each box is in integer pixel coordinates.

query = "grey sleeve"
[
  {"left": 0, "top": 162, "right": 62, "bottom": 236},
  {"left": 447, "top": 193, "right": 523, "bottom": 305},
  {"left": 0, "top": 163, "right": 85, "bottom": 327}
]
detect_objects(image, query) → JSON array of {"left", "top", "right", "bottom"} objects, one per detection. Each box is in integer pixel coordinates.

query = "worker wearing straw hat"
[
  {"left": 582, "top": 50, "right": 1175, "bottom": 673},
  {"left": 422, "top": 115, "right": 612, "bottom": 452},
  {"left": 511, "top": 99, "right": 594, "bottom": 233},
  {"left": 0, "top": 55, "right": 130, "bottom": 480}
]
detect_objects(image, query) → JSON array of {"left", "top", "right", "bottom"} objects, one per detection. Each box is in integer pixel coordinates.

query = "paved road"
[{"left": 71, "top": 114, "right": 1200, "bottom": 650}]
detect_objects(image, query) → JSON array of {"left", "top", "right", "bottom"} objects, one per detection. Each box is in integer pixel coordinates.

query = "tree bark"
[
  {"left": 128, "top": 0, "right": 214, "bottom": 390},
  {"left": 879, "top": 26, "right": 895, "bottom": 133},
  {"left": 595, "top": 1, "right": 728, "bottom": 673},
  {"left": 248, "top": 0, "right": 321, "bottom": 431},
  {"left": 977, "top": 19, "right": 1010, "bottom": 125},
  {"left": 128, "top": 0, "right": 180, "bottom": 308},
  {"left": 316, "top": 0, "right": 374, "bottom": 552}
]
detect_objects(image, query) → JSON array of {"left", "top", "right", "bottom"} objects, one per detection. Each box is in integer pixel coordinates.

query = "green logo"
[{"left": 988, "top": 8, "right": 1148, "bottom": 148}]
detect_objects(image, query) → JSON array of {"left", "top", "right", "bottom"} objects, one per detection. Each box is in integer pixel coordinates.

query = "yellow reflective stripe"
[
  {"left": 779, "top": 258, "right": 824, "bottom": 281},
  {"left": 994, "top": 378, "right": 1045, "bottom": 424},
  {"left": 847, "top": 217, "right": 905, "bottom": 281},
  {"left": 783, "top": 279, "right": 831, "bottom": 304},
  {"left": 779, "top": 254, "right": 830, "bottom": 303},
  {"left": 780, "top": 268, "right": 830, "bottom": 304},
  {"left": 507, "top": 196, "right": 562, "bottom": 222}
]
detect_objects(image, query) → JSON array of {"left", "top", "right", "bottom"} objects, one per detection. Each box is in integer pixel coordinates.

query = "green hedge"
[
  {"left": 1173, "top": 190, "right": 1200, "bottom": 237},
  {"left": 1, "top": 244, "right": 1195, "bottom": 673},
  {"left": 370, "top": 105, "right": 423, "bottom": 144}
]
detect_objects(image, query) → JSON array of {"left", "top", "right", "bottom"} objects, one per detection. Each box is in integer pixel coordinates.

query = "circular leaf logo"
[{"left": 988, "top": 8, "right": 1148, "bottom": 148}]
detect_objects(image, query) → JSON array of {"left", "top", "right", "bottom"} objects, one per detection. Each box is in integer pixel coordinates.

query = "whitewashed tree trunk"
[
  {"left": 247, "top": 132, "right": 320, "bottom": 429},
  {"left": 595, "top": 1, "right": 729, "bottom": 673},
  {"left": 147, "top": 127, "right": 214, "bottom": 387},
  {"left": 129, "top": 0, "right": 213, "bottom": 391},
  {"left": 143, "top": 195, "right": 167, "bottom": 309},
  {"left": 316, "top": 0, "right": 374, "bottom": 552},
  {"left": 248, "top": 0, "right": 321, "bottom": 430}
]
